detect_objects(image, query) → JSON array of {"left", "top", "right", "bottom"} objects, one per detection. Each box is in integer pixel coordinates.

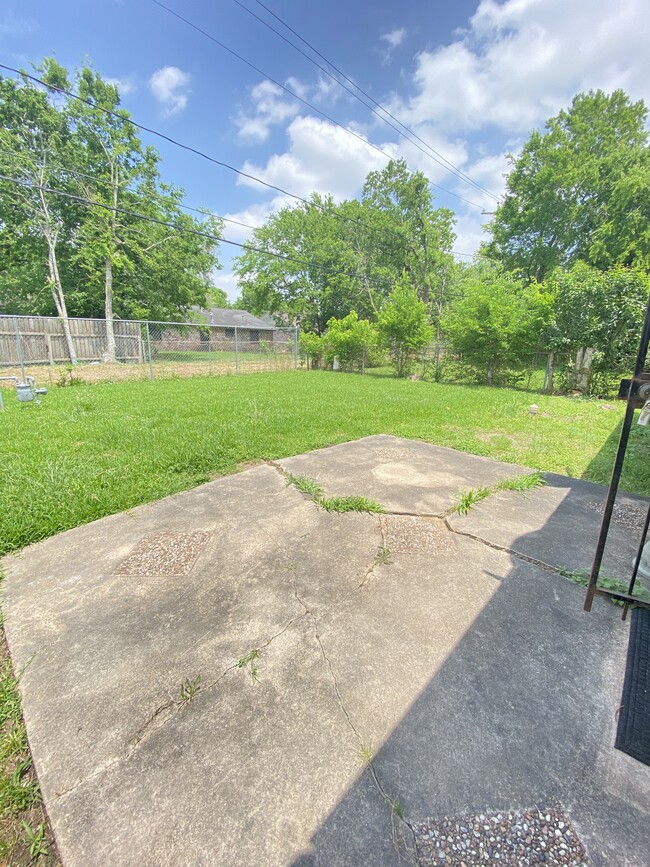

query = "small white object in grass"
[{"left": 529, "top": 404, "right": 539, "bottom": 415}]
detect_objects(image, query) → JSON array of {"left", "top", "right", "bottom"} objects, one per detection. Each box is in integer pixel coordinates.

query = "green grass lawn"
[
  {"left": 154, "top": 348, "right": 289, "bottom": 362},
  {"left": 1, "top": 369, "right": 647, "bottom": 557}
]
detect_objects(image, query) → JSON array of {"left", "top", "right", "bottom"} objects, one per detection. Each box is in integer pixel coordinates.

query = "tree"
[
  {"left": 441, "top": 264, "right": 552, "bottom": 385},
  {"left": 378, "top": 274, "right": 434, "bottom": 377},
  {"left": 487, "top": 90, "right": 650, "bottom": 282},
  {"left": 235, "top": 195, "right": 367, "bottom": 333},
  {"left": 0, "top": 60, "right": 223, "bottom": 344},
  {"left": 545, "top": 263, "right": 649, "bottom": 392},
  {"left": 0, "top": 68, "right": 80, "bottom": 361},
  {"left": 362, "top": 159, "right": 456, "bottom": 305}
]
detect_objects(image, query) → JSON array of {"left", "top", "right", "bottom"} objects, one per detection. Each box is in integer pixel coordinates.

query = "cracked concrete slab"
[{"left": 2, "top": 436, "right": 649, "bottom": 866}]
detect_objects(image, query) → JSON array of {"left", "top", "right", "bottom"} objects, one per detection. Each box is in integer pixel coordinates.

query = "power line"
[
  {"left": 0, "top": 151, "right": 484, "bottom": 264},
  {"left": 1, "top": 63, "right": 448, "bottom": 256},
  {"left": 149, "top": 0, "right": 486, "bottom": 211},
  {"left": 232, "top": 0, "right": 500, "bottom": 203},
  {"left": 0, "top": 172, "right": 404, "bottom": 287}
]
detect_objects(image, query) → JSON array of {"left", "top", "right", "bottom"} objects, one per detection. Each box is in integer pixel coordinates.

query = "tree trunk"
[
  {"left": 104, "top": 256, "right": 117, "bottom": 362},
  {"left": 545, "top": 351, "right": 554, "bottom": 393},
  {"left": 487, "top": 362, "right": 495, "bottom": 386},
  {"left": 575, "top": 347, "right": 595, "bottom": 392},
  {"left": 103, "top": 168, "right": 119, "bottom": 363},
  {"left": 38, "top": 181, "right": 77, "bottom": 364},
  {"left": 46, "top": 233, "right": 78, "bottom": 365}
]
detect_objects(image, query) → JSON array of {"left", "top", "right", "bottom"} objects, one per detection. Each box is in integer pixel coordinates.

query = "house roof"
[{"left": 197, "top": 308, "right": 275, "bottom": 330}]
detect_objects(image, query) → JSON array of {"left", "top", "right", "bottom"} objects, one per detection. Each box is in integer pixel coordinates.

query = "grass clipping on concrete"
[{"left": 285, "top": 474, "right": 384, "bottom": 514}]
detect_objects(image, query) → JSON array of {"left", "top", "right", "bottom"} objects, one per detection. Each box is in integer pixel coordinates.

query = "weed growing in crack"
[
  {"left": 452, "top": 471, "right": 546, "bottom": 515},
  {"left": 286, "top": 475, "right": 324, "bottom": 499},
  {"left": 375, "top": 546, "right": 393, "bottom": 565},
  {"left": 496, "top": 471, "right": 546, "bottom": 493},
  {"left": 451, "top": 486, "right": 491, "bottom": 515},
  {"left": 358, "top": 743, "right": 374, "bottom": 765},
  {"left": 318, "top": 496, "right": 384, "bottom": 514},
  {"left": 179, "top": 675, "right": 201, "bottom": 703},
  {"left": 238, "top": 649, "right": 261, "bottom": 683},
  {"left": 392, "top": 799, "right": 405, "bottom": 820},
  {"left": 558, "top": 568, "right": 650, "bottom": 607}
]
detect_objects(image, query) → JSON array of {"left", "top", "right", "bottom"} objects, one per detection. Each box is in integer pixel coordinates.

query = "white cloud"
[
  {"left": 381, "top": 28, "right": 407, "bottom": 50},
  {"left": 149, "top": 66, "right": 191, "bottom": 117},
  {"left": 0, "top": 10, "right": 36, "bottom": 38},
  {"left": 105, "top": 76, "right": 137, "bottom": 98},
  {"left": 393, "top": 0, "right": 649, "bottom": 134},
  {"left": 238, "top": 115, "right": 397, "bottom": 202},
  {"left": 380, "top": 27, "right": 407, "bottom": 64},
  {"left": 236, "top": 80, "right": 300, "bottom": 143}
]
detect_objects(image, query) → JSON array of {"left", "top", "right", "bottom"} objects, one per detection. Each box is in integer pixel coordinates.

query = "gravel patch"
[
  {"left": 381, "top": 515, "right": 455, "bottom": 554},
  {"left": 115, "top": 531, "right": 211, "bottom": 576},
  {"left": 585, "top": 499, "right": 648, "bottom": 531},
  {"left": 413, "top": 808, "right": 589, "bottom": 866}
]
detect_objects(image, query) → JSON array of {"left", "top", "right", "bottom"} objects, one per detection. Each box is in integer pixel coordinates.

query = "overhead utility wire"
[
  {"left": 0, "top": 64, "right": 438, "bottom": 254},
  {"left": 0, "top": 145, "right": 480, "bottom": 261},
  {"left": 0, "top": 64, "right": 386, "bottom": 243},
  {"left": 0, "top": 173, "right": 410, "bottom": 286},
  {"left": 149, "top": 0, "right": 484, "bottom": 211},
  {"left": 233, "top": 0, "right": 500, "bottom": 202}
]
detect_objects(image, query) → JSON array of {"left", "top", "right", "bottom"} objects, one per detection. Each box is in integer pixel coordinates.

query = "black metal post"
[{"left": 585, "top": 291, "right": 650, "bottom": 611}]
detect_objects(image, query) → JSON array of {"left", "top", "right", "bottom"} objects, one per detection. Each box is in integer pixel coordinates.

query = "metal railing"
[{"left": 0, "top": 314, "right": 299, "bottom": 385}]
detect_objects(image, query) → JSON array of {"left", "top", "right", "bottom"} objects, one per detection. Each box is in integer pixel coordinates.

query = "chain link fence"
[{"left": 0, "top": 314, "right": 298, "bottom": 386}]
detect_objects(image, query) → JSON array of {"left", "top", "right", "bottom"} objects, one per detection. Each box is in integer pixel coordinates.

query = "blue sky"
[{"left": 1, "top": 0, "right": 648, "bottom": 300}]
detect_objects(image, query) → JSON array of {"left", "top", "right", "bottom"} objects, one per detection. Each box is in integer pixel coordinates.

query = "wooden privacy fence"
[{"left": 0, "top": 315, "right": 143, "bottom": 365}]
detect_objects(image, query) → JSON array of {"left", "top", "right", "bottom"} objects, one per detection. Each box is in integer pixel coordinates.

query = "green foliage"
[
  {"left": 298, "top": 331, "right": 325, "bottom": 369},
  {"left": 179, "top": 675, "right": 201, "bottom": 703},
  {"left": 0, "top": 59, "right": 222, "bottom": 327},
  {"left": 560, "top": 569, "right": 650, "bottom": 607},
  {"left": 452, "top": 472, "right": 546, "bottom": 514},
  {"left": 487, "top": 89, "right": 650, "bottom": 281},
  {"left": 235, "top": 159, "right": 456, "bottom": 330},
  {"left": 441, "top": 264, "right": 552, "bottom": 385},
  {"left": 286, "top": 475, "right": 324, "bottom": 498},
  {"left": 322, "top": 311, "right": 378, "bottom": 370},
  {"left": 545, "top": 263, "right": 649, "bottom": 393},
  {"left": 378, "top": 274, "right": 434, "bottom": 376},
  {"left": 237, "top": 649, "right": 261, "bottom": 683}
]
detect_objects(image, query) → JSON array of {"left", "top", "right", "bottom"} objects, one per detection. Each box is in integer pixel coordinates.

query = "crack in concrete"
[
  {"left": 288, "top": 561, "right": 419, "bottom": 865},
  {"left": 443, "top": 517, "right": 563, "bottom": 576},
  {"left": 54, "top": 607, "right": 310, "bottom": 803}
]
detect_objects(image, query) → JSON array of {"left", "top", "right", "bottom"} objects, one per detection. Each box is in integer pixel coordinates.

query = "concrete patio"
[{"left": 2, "top": 435, "right": 649, "bottom": 865}]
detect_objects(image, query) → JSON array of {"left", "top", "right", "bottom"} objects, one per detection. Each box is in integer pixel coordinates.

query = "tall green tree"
[
  {"left": 362, "top": 159, "right": 456, "bottom": 306},
  {"left": 441, "top": 264, "right": 552, "bottom": 385},
  {"left": 545, "top": 263, "right": 649, "bottom": 392},
  {"left": 0, "top": 60, "right": 223, "bottom": 348},
  {"left": 487, "top": 90, "right": 650, "bottom": 282}
]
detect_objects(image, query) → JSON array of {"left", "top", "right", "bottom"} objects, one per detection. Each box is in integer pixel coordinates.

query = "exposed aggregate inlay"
[
  {"left": 115, "top": 531, "right": 211, "bottom": 576},
  {"left": 413, "top": 808, "right": 589, "bottom": 866}
]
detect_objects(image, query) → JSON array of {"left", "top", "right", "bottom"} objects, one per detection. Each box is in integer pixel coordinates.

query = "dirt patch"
[{"left": 0, "top": 357, "right": 295, "bottom": 388}]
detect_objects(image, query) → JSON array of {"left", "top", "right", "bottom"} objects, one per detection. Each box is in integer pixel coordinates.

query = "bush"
[
  {"left": 378, "top": 275, "right": 434, "bottom": 377},
  {"left": 322, "top": 312, "right": 378, "bottom": 370},
  {"left": 298, "top": 331, "right": 325, "bottom": 369}
]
